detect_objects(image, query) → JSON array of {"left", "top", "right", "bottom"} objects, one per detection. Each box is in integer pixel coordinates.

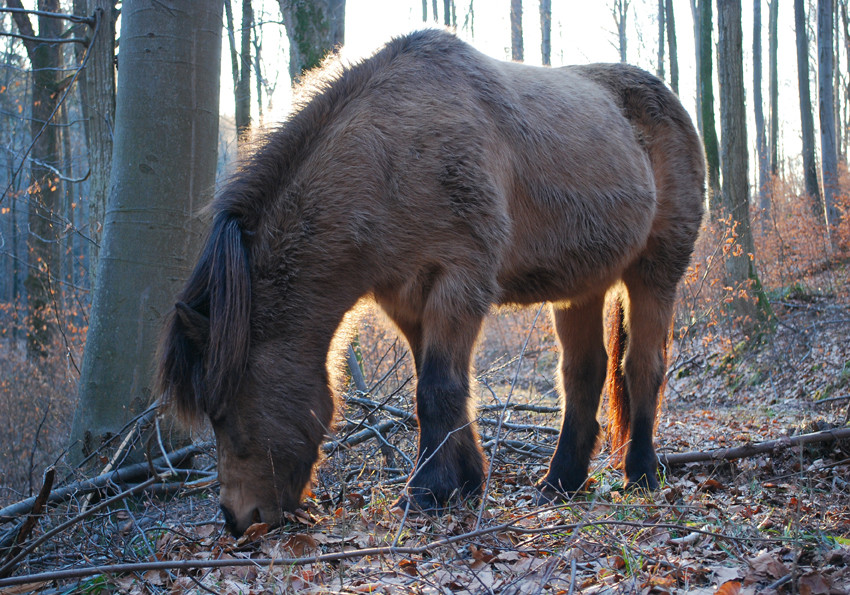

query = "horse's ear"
[{"left": 175, "top": 302, "right": 210, "bottom": 350}]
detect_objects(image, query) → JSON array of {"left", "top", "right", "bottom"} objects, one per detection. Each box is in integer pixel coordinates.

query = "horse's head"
[
  {"left": 157, "top": 207, "right": 337, "bottom": 536},
  {"left": 161, "top": 301, "right": 334, "bottom": 536}
]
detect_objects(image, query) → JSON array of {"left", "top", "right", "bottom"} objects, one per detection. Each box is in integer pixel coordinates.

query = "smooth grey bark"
[
  {"left": 511, "top": 0, "right": 523, "bottom": 61},
  {"left": 818, "top": 0, "right": 841, "bottom": 236},
  {"left": 666, "top": 0, "right": 679, "bottom": 93},
  {"left": 795, "top": 0, "right": 824, "bottom": 211},
  {"left": 68, "top": 0, "right": 223, "bottom": 464},
  {"left": 717, "top": 0, "right": 771, "bottom": 334},
  {"left": 754, "top": 0, "right": 771, "bottom": 215},
  {"left": 279, "top": 0, "right": 346, "bottom": 79}
]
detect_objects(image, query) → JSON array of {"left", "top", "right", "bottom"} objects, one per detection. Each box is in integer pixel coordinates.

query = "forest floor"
[{"left": 0, "top": 263, "right": 849, "bottom": 594}]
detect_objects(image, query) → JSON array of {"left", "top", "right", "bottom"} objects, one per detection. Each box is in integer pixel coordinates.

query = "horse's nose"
[
  {"left": 220, "top": 503, "right": 261, "bottom": 537},
  {"left": 220, "top": 504, "right": 240, "bottom": 536}
]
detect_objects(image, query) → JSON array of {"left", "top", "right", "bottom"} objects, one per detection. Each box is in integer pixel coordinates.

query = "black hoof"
[{"left": 624, "top": 471, "right": 659, "bottom": 492}]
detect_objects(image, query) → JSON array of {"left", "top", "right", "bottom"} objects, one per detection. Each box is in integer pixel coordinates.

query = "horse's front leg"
[{"left": 405, "top": 306, "right": 487, "bottom": 510}]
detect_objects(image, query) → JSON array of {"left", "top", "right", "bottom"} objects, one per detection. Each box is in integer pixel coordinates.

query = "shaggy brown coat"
[{"left": 157, "top": 29, "right": 704, "bottom": 536}]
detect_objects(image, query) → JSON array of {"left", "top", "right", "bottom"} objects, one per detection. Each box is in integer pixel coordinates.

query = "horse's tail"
[
  {"left": 605, "top": 295, "right": 630, "bottom": 466},
  {"left": 157, "top": 213, "right": 251, "bottom": 425}
]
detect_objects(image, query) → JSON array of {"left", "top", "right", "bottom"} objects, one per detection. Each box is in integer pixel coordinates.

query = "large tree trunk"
[
  {"left": 279, "top": 0, "right": 346, "bottom": 80},
  {"left": 666, "top": 0, "right": 679, "bottom": 94},
  {"left": 511, "top": 0, "right": 523, "bottom": 61},
  {"left": 700, "top": 0, "right": 722, "bottom": 211},
  {"left": 796, "top": 0, "right": 824, "bottom": 212},
  {"left": 540, "top": 0, "right": 551, "bottom": 66},
  {"left": 7, "top": 0, "right": 65, "bottom": 357},
  {"left": 68, "top": 0, "right": 223, "bottom": 464},
  {"left": 818, "top": 0, "right": 841, "bottom": 238},
  {"left": 717, "top": 0, "right": 772, "bottom": 335},
  {"left": 754, "top": 0, "right": 771, "bottom": 217}
]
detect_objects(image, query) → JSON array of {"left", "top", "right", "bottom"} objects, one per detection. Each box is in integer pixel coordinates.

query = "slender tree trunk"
[
  {"left": 690, "top": 0, "right": 702, "bottom": 130},
  {"left": 422, "top": 0, "right": 427, "bottom": 21},
  {"left": 279, "top": 0, "right": 346, "bottom": 79},
  {"left": 700, "top": 0, "right": 722, "bottom": 211},
  {"left": 768, "top": 0, "right": 779, "bottom": 175},
  {"left": 717, "top": 0, "right": 772, "bottom": 335},
  {"left": 614, "top": 0, "right": 629, "bottom": 63},
  {"left": 754, "top": 0, "right": 771, "bottom": 217},
  {"left": 511, "top": 0, "right": 523, "bottom": 61},
  {"left": 818, "top": 0, "right": 841, "bottom": 237},
  {"left": 236, "top": 0, "right": 252, "bottom": 148},
  {"left": 835, "top": 0, "right": 843, "bottom": 161},
  {"left": 68, "top": 0, "right": 224, "bottom": 464},
  {"left": 540, "top": 0, "right": 551, "bottom": 66},
  {"left": 796, "top": 0, "right": 824, "bottom": 211},
  {"left": 657, "top": 0, "right": 666, "bottom": 79},
  {"left": 666, "top": 0, "right": 679, "bottom": 93},
  {"left": 7, "top": 0, "right": 65, "bottom": 357}
]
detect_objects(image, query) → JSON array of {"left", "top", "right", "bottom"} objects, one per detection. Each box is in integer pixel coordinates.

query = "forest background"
[{"left": 0, "top": 0, "right": 848, "bottom": 593}]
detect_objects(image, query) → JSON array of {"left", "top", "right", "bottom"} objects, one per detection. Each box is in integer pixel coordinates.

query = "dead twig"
[{"left": 0, "top": 467, "right": 54, "bottom": 576}]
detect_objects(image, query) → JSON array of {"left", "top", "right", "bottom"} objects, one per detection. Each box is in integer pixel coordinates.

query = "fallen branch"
[
  {"left": 658, "top": 427, "right": 850, "bottom": 466},
  {"left": 0, "top": 442, "right": 209, "bottom": 523}
]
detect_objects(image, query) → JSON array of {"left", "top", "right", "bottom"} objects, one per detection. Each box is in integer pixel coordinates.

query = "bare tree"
[
  {"left": 540, "top": 0, "right": 552, "bottom": 65},
  {"left": 657, "top": 0, "right": 666, "bottom": 79},
  {"left": 613, "top": 0, "right": 630, "bottom": 63},
  {"left": 700, "top": 0, "right": 722, "bottom": 209},
  {"left": 795, "top": 0, "right": 823, "bottom": 211},
  {"left": 768, "top": 0, "right": 779, "bottom": 175},
  {"left": 716, "top": 0, "right": 772, "bottom": 335},
  {"left": 818, "top": 0, "right": 841, "bottom": 239},
  {"left": 666, "top": 0, "right": 679, "bottom": 93},
  {"left": 690, "top": 0, "right": 702, "bottom": 129},
  {"left": 279, "top": 0, "right": 345, "bottom": 79},
  {"left": 511, "top": 0, "right": 523, "bottom": 61},
  {"left": 6, "top": 0, "right": 66, "bottom": 357},
  {"left": 754, "top": 0, "right": 770, "bottom": 216}
]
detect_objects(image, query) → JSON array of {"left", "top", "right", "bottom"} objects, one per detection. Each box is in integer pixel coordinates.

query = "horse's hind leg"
[
  {"left": 539, "top": 295, "right": 607, "bottom": 498},
  {"left": 620, "top": 274, "right": 676, "bottom": 490}
]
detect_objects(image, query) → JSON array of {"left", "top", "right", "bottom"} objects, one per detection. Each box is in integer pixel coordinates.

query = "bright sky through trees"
[{"left": 232, "top": 1, "right": 801, "bottom": 183}]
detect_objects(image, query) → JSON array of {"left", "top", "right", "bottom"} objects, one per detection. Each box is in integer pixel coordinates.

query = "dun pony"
[{"left": 157, "top": 29, "right": 704, "bottom": 537}]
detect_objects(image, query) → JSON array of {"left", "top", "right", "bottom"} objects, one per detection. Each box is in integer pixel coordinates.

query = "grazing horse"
[{"left": 157, "top": 29, "right": 704, "bottom": 536}]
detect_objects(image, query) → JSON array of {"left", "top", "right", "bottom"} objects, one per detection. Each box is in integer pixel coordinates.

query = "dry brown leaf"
[
  {"left": 798, "top": 571, "right": 831, "bottom": 595},
  {"left": 715, "top": 580, "right": 742, "bottom": 595}
]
